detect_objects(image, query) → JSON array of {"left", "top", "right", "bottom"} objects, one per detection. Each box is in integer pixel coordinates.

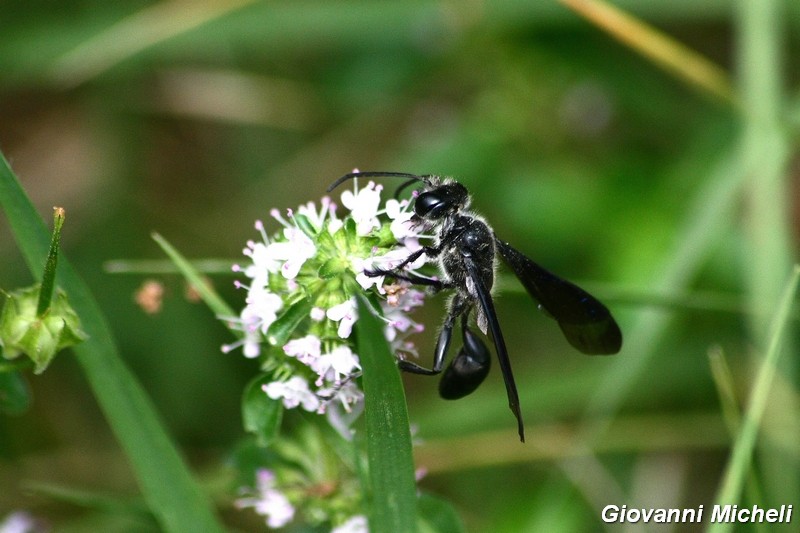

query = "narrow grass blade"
[
  {"left": 0, "top": 153, "right": 225, "bottom": 533},
  {"left": 152, "top": 232, "right": 235, "bottom": 319},
  {"left": 48, "top": 0, "right": 255, "bottom": 88},
  {"left": 737, "top": 0, "right": 798, "bottom": 509},
  {"left": 709, "top": 266, "right": 800, "bottom": 533},
  {"left": 707, "top": 346, "right": 766, "bottom": 531},
  {"left": 560, "top": 0, "right": 736, "bottom": 105},
  {"left": 708, "top": 346, "right": 741, "bottom": 435},
  {"left": 104, "top": 258, "right": 235, "bottom": 275},
  {"left": 355, "top": 296, "right": 418, "bottom": 533}
]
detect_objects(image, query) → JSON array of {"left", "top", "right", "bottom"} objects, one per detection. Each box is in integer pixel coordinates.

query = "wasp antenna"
[
  {"left": 393, "top": 177, "right": 424, "bottom": 199},
  {"left": 327, "top": 171, "right": 430, "bottom": 192}
]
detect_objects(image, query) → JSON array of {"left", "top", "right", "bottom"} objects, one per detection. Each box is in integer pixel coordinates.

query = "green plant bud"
[{"left": 0, "top": 285, "right": 88, "bottom": 373}]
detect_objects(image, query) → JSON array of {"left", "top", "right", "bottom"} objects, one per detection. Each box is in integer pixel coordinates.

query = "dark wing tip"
[
  {"left": 495, "top": 237, "right": 623, "bottom": 356},
  {"left": 560, "top": 318, "right": 622, "bottom": 355}
]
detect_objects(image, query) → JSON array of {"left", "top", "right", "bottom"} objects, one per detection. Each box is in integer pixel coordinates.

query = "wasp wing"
[
  {"left": 494, "top": 238, "right": 622, "bottom": 355},
  {"left": 464, "top": 257, "right": 525, "bottom": 442}
]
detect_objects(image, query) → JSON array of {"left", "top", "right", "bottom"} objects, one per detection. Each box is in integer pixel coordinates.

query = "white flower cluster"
[
  {"left": 224, "top": 179, "right": 429, "bottom": 432},
  {"left": 235, "top": 469, "right": 295, "bottom": 529},
  {"left": 236, "top": 468, "right": 368, "bottom": 531}
]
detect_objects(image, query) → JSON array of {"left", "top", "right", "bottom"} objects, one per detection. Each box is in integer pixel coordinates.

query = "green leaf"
[
  {"left": 0, "top": 152, "right": 225, "bottom": 532},
  {"left": 242, "top": 373, "right": 284, "bottom": 446},
  {"left": 355, "top": 295, "right": 418, "bottom": 533},
  {"left": 267, "top": 298, "right": 312, "bottom": 345},
  {"left": 418, "top": 492, "right": 465, "bottom": 533},
  {"left": 293, "top": 213, "right": 317, "bottom": 237}
]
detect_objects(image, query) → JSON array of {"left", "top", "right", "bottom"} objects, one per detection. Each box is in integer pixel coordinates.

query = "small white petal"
[
  {"left": 236, "top": 469, "right": 295, "bottom": 529},
  {"left": 311, "top": 346, "right": 361, "bottom": 385},
  {"left": 263, "top": 377, "right": 320, "bottom": 412},
  {"left": 0, "top": 511, "right": 38, "bottom": 533},
  {"left": 283, "top": 335, "right": 322, "bottom": 366},
  {"left": 326, "top": 299, "right": 354, "bottom": 321},
  {"left": 332, "top": 515, "right": 369, "bottom": 533},
  {"left": 326, "top": 299, "right": 358, "bottom": 337},
  {"left": 340, "top": 182, "right": 383, "bottom": 235}
]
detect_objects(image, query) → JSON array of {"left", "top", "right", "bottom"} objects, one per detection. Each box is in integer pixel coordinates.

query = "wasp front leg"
[{"left": 363, "top": 243, "right": 451, "bottom": 291}]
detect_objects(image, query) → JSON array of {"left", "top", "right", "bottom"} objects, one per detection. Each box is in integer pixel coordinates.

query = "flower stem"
[{"left": 36, "top": 207, "right": 65, "bottom": 318}]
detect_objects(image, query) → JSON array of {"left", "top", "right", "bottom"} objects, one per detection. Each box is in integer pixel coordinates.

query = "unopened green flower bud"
[
  {"left": 0, "top": 286, "right": 87, "bottom": 373},
  {"left": 0, "top": 207, "right": 87, "bottom": 373}
]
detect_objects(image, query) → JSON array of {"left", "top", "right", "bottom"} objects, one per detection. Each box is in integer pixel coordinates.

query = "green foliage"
[
  {"left": 710, "top": 267, "right": 800, "bottom": 533},
  {"left": 267, "top": 299, "right": 313, "bottom": 346},
  {"left": 0, "top": 155, "right": 226, "bottom": 532},
  {"left": 356, "top": 296, "right": 419, "bottom": 533},
  {"left": 418, "top": 493, "right": 466, "bottom": 533},
  {"left": 242, "top": 373, "right": 284, "bottom": 446}
]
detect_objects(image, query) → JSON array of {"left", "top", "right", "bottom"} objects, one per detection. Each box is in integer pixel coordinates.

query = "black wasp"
[{"left": 328, "top": 171, "right": 622, "bottom": 442}]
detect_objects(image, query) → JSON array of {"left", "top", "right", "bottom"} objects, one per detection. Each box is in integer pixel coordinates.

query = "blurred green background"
[{"left": 2, "top": 1, "right": 800, "bottom": 531}]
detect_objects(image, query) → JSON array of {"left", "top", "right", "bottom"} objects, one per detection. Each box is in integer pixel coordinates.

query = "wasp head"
[{"left": 414, "top": 179, "right": 470, "bottom": 220}]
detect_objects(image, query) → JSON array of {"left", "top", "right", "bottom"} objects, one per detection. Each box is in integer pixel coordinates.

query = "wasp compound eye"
[
  {"left": 414, "top": 191, "right": 449, "bottom": 219},
  {"left": 439, "top": 326, "right": 491, "bottom": 400}
]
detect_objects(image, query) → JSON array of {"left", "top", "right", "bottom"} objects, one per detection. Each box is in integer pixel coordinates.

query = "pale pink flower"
[
  {"left": 326, "top": 299, "right": 358, "bottom": 338},
  {"left": 283, "top": 334, "right": 322, "bottom": 366},
  {"left": 235, "top": 469, "right": 295, "bottom": 529},
  {"left": 263, "top": 376, "right": 320, "bottom": 412},
  {"left": 340, "top": 181, "right": 382, "bottom": 235},
  {"left": 265, "top": 227, "right": 316, "bottom": 279},
  {"left": 311, "top": 345, "right": 361, "bottom": 386},
  {"left": 332, "top": 515, "right": 368, "bottom": 533}
]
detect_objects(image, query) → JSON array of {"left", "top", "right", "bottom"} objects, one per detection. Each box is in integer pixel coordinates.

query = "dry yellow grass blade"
[{"left": 560, "top": 0, "right": 737, "bottom": 106}]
